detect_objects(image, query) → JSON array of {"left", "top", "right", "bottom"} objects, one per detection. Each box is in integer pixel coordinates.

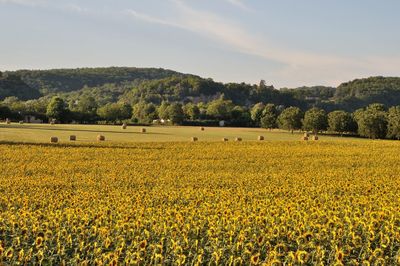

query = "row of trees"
[
  {"left": 2, "top": 95, "right": 400, "bottom": 140},
  {"left": 251, "top": 102, "right": 400, "bottom": 139}
]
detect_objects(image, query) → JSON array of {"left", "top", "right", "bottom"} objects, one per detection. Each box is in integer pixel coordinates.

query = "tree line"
[
  {"left": 2, "top": 68, "right": 400, "bottom": 113},
  {"left": 2, "top": 94, "right": 400, "bottom": 140}
]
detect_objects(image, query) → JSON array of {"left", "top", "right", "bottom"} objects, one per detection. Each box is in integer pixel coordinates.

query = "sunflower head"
[{"left": 250, "top": 253, "right": 260, "bottom": 265}]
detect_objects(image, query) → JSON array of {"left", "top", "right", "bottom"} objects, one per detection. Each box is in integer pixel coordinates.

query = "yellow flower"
[
  {"left": 250, "top": 253, "right": 260, "bottom": 265},
  {"left": 35, "top": 236, "right": 44, "bottom": 247}
]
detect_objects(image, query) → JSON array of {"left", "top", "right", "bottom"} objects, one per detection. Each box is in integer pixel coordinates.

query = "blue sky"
[{"left": 1, "top": 0, "right": 399, "bottom": 88}]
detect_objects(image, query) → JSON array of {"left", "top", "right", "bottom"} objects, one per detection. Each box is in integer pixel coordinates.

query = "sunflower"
[
  {"left": 250, "top": 253, "right": 260, "bottom": 265},
  {"left": 5, "top": 248, "right": 13, "bottom": 259},
  {"left": 335, "top": 247, "right": 344, "bottom": 262},
  {"left": 139, "top": 239, "right": 147, "bottom": 250},
  {"left": 35, "top": 236, "right": 44, "bottom": 247},
  {"left": 18, "top": 249, "right": 25, "bottom": 262},
  {"left": 104, "top": 237, "right": 112, "bottom": 249},
  {"left": 295, "top": 250, "right": 309, "bottom": 264}
]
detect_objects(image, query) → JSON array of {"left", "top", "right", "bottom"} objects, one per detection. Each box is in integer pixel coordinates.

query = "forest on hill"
[
  {"left": 1, "top": 68, "right": 399, "bottom": 111},
  {"left": 1, "top": 67, "right": 400, "bottom": 139}
]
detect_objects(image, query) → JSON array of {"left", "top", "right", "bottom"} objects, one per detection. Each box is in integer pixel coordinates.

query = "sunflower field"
[{"left": 0, "top": 141, "right": 399, "bottom": 265}]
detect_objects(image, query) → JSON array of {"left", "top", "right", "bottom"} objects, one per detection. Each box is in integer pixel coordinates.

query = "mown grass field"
[
  {"left": 0, "top": 123, "right": 360, "bottom": 143},
  {"left": 0, "top": 139, "right": 399, "bottom": 265}
]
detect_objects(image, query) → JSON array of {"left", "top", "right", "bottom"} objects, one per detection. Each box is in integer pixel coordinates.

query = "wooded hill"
[{"left": 1, "top": 67, "right": 400, "bottom": 112}]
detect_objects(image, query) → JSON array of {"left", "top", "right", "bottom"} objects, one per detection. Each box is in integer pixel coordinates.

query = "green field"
[{"left": 0, "top": 123, "right": 358, "bottom": 143}]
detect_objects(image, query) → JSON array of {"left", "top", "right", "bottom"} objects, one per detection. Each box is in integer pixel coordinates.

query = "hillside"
[
  {"left": 2, "top": 67, "right": 400, "bottom": 112},
  {"left": 9, "top": 67, "right": 191, "bottom": 94},
  {"left": 334, "top": 76, "right": 400, "bottom": 110},
  {"left": 0, "top": 72, "right": 41, "bottom": 100}
]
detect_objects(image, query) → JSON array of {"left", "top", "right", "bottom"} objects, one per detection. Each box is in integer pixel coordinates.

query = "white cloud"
[{"left": 223, "top": 0, "right": 253, "bottom": 12}]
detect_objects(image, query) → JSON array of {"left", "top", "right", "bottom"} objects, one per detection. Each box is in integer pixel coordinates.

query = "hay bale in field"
[
  {"left": 5, "top": 119, "right": 10, "bottom": 124},
  {"left": 258, "top": 136, "right": 264, "bottom": 141},
  {"left": 222, "top": 138, "right": 228, "bottom": 142},
  {"left": 19, "top": 121, "right": 24, "bottom": 124},
  {"left": 141, "top": 128, "right": 146, "bottom": 133},
  {"left": 97, "top": 135, "right": 105, "bottom": 141},
  {"left": 191, "top": 137, "right": 198, "bottom": 142},
  {"left": 50, "top": 137, "right": 58, "bottom": 143},
  {"left": 121, "top": 123, "right": 127, "bottom": 129},
  {"left": 200, "top": 127, "right": 205, "bottom": 131},
  {"left": 235, "top": 137, "right": 242, "bottom": 142},
  {"left": 302, "top": 136, "right": 309, "bottom": 141},
  {"left": 69, "top": 135, "right": 76, "bottom": 141},
  {"left": 303, "top": 132, "right": 310, "bottom": 138},
  {"left": 312, "top": 135, "right": 319, "bottom": 141}
]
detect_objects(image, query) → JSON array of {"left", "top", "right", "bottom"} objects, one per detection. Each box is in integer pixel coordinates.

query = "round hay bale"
[
  {"left": 19, "top": 121, "right": 24, "bottom": 124},
  {"left": 235, "top": 137, "right": 242, "bottom": 142},
  {"left": 312, "top": 135, "right": 319, "bottom": 141},
  {"left": 97, "top": 135, "right": 105, "bottom": 141},
  {"left": 69, "top": 135, "right": 76, "bottom": 141},
  {"left": 121, "top": 123, "right": 127, "bottom": 130},
  {"left": 141, "top": 128, "right": 146, "bottom": 133},
  {"left": 200, "top": 127, "right": 205, "bottom": 131},
  {"left": 191, "top": 137, "right": 198, "bottom": 142},
  {"left": 222, "top": 138, "right": 228, "bottom": 142},
  {"left": 302, "top": 136, "right": 309, "bottom": 141},
  {"left": 303, "top": 132, "right": 309, "bottom": 137},
  {"left": 258, "top": 135, "right": 264, "bottom": 141},
  {"left": 50, "top": 137, "right": 58, "bottom": 143},
  {"left": 6, "top": 119, "right": 10, "bottom": 124}
]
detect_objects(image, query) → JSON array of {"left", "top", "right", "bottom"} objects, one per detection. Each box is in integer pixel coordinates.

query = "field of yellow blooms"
[{"left": 0, "top": 140, "right": 400, "bottom": 265}]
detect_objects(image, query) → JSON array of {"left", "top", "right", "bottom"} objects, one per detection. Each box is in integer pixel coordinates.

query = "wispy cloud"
[
  {"left": 64, "top": 3, "right": 89, "bottom": 14},
  {"left": 126, "top": 0, "right": 347, "bottom": 67},
  {"left": 125, "top": 0, "right": 400, "bottom": 86},
  {"left": 223, "top": 0, "right": 253, "bottom": 12},
  {"left": 125, "top": 9, "right": 184, "bottom": 29},
  {"left": 0, "top": 0, "right": 46, "bottom": 7}
]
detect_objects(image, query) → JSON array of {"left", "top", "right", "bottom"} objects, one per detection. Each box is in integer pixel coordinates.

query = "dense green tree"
[
  {"left": 75, "top": 96, "right": 98, "bottom": 116},
  {"left": 229, "top": 106, "right": 251, "bottom": 126},
  {"left": 97, "top": 103, "right": 132, "bottom": 122},
  {"left": 260, "top": 104, "right": 278, "bottom": 129},
  {"left": 132, "top": 102, "right": 157, "bottom": 124},
  {"left": 328, "top": 110, "right": 354, "bottom": 135},
  {"left": 206, "top": 99, "right": 234, "bottom": 120},
  {"left": 277, "top": 107, "right": 303, "bottom": 133},
  {"left": 120, "top": 103, "right": 133, "bottom": 120},
  {"left": 0, "top": 105, "right": 12, "bottom": 119},
  {"left": 302, "top": 107, "right": 328, "bottom": 134},
  {"left": 183, "top": 103, "right": 200, "bottom": 120},
  {"left": 167, "top": 103, "right": 185, "bottom": 124},
  {"left": 231, "top": 106, "right": 246, "bottom": 120},
  {"left": 197, "top": 102, "right": 208, "bottom": 119},
  {"left": 157, "top": 101, "right": 170, "bottom": 120},
  {"left": 46, "top": 97, "right": 68, "bottom": 122},
  {"left": 386, "top": 106, "right": 400, "bottom": 139},
  {"left": 25, "top": 99, "right": 48, "bottom": 115},
  {"left": 355, "top": 104, "right": 388, "bottom": 139},
  {"left": 2, "top": 97, "right": 27, "bottom": 114},
  {"left": 250, "top": 103, "right": 265, "bottom": 125}
]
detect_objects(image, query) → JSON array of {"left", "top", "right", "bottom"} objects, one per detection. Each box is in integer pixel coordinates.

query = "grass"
[{"left": 0, "top": 122, "right": 362, "bottom": 144}]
